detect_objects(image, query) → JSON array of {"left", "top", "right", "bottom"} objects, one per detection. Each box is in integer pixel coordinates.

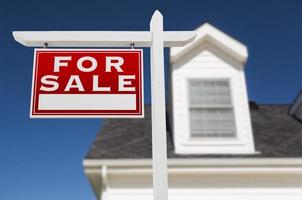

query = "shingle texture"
[{"left": 86, "top": 105, "right": 302, "bottom": 159}]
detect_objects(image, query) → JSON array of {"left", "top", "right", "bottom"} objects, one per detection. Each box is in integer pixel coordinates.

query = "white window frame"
[
  {"left": 182, "top": 74, "right": 245, "bottom": 146},
  {"left": 187, "top": 78, "right": 237, "bottom": 140}
]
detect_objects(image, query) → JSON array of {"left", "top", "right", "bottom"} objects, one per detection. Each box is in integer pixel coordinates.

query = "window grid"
[{"left": 188, "top": 79, "right": 236, "bottom": 139}]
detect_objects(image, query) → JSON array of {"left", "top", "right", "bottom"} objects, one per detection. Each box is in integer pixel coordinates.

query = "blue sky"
[{"left": 0, "top": 0, "right": 301, "bottom": 200}]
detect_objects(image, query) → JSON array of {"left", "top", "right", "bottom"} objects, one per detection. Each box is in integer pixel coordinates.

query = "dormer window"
[
  {"left": 188, "top": 79, "right": 236, "bottom": 139},
  {"left": 169, "top": 23, "right": 256, "bottom": 154}
]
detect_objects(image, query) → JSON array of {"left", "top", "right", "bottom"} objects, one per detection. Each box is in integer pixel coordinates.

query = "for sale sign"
[{"left": 31, "top": 49, "right": 144, "bottom": 118}]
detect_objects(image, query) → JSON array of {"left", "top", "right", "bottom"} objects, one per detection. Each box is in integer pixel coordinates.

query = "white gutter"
[{"left": 84, "top": 158, "right": 302, "bottom": 168}]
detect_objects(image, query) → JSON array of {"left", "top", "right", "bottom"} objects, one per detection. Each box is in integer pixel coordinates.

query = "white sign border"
[{"left": 30, "top": 48, "right": 144, "bottom": 118}]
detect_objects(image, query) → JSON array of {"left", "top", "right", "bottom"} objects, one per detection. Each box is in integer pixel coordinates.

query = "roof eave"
[{"left": 84, "top": 157, "right": 302, "bottom": 168}]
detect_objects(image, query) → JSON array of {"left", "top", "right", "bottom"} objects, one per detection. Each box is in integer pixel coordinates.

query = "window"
[{"left": 188, "top": 80, "right": 236, "bottom": 139}]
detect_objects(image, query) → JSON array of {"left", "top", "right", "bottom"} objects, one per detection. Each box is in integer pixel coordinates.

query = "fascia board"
[
  {"left": 84, "top": 158, "right": 302, "bottom": 176},
  {"left": 83, "top": 158, "right": 302, "bottom": 168}
]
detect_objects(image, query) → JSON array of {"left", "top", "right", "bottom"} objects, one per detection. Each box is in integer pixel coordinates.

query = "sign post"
[
  {"left": 13, "top": 10, "right": 196, "bottom": 200},
  {"left": 150, "top": 11, "right": 168, "bottom": 200}
]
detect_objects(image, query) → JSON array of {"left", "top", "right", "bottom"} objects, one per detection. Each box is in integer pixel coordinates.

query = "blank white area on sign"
[{"left": 38, "top": 94, "right": 136, "bottom": 110}]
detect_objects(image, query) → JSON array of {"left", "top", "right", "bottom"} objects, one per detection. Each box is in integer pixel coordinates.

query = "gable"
[
  {"left": 175, "top": 49, "right": 242, "bottom": 72},
  {"left": 170, "top": 23, "right": 248, "bottom": 66}
]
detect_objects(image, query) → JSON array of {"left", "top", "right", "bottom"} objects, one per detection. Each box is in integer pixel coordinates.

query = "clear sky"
[{"left": 0, "top": 0, "right": 301, "bottom": 200}]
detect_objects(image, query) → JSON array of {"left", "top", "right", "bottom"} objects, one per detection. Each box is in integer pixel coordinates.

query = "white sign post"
[
  {"left": 150, "top": 11, "right": 168, "bottom": 200},
  {"left": 13, "top": 10, "right": 196, "bottom": 200}
]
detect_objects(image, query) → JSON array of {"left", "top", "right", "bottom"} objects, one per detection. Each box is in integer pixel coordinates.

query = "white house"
[{"left": 83, "top": 23, "right": 302, "bottom": 200}]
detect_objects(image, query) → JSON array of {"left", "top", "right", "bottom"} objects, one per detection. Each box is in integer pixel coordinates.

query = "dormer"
[{"left": 169, "top": 23, "right": 256, "bottom": 154}]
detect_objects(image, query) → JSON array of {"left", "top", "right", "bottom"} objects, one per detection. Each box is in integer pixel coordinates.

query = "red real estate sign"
[{"left": 31, "top": 49, "right": 144, "bottom": 118}]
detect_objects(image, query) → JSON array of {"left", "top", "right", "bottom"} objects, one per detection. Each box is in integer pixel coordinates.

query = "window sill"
[{"left": 175, "top": 142, "right": 257, "bottom": 155}]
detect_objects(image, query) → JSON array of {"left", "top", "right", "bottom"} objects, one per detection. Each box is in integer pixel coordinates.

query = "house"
[{"left": 83, "top": 23, "right": 302, "bottom": 200}]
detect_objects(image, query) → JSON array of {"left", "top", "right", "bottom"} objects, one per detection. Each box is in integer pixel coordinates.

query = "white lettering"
[
  {"left": 77, "top": 56, "right": 97, "bottom": 72},
  {"left": 106, "top": 56, "right": 124, "bottom": 72},
  {"left": 40, "top": 75, "right": 59, "bottom": 91},
  {"left": 118, "top": 75, "right": 135, "bottom": 91},
  {"left": 64, "top": 75, "right": 84, "bottom": 91},
  {"left": 54, "top": 56, "right": 71, "bottom": 72},
  {"left": 92, "top": 75, "right": 111, "bottom": 91}
]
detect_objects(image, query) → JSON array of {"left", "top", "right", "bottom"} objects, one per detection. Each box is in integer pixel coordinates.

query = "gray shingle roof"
[{"left": 85, "top": 104, "right": 302, "bottom": 159}]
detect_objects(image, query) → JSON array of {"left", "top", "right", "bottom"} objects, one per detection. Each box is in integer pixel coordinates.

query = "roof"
[
  {"left": 170, "top": 23, "right": 248, "bottom": 65},
  {"left": 85, "top": 104, "right": 302, "bottom": 159}
]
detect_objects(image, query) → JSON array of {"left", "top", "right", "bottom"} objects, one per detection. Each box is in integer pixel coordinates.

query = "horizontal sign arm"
[{"left": 12, "top": 31, "right": 196, "bottom": 47}]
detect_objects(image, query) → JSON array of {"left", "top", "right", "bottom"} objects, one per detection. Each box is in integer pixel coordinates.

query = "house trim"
[
  {"left": 170, "top": 23, "right": 248, "bottom": 65},
  {"left": 84, "top": 158, "right": 302, "bottom": 168},
  {"left": 84, "top": 158, "right": 302, "bottom": 200}
]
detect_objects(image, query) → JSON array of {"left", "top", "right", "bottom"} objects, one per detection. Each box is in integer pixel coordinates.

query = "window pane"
[
  {"left": 188, "top": 79, "right": 236, "bottom": 138},
  {"left": 189, "top": 80, "right": 231, "bottom": 106},
  {"left": 189, "top": 108, "right": 236, "bottom": 138}
]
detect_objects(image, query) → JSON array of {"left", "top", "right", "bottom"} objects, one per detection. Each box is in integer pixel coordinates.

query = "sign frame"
[{"left": 30, "top": 48, "right": 144, "bottom": 118}]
